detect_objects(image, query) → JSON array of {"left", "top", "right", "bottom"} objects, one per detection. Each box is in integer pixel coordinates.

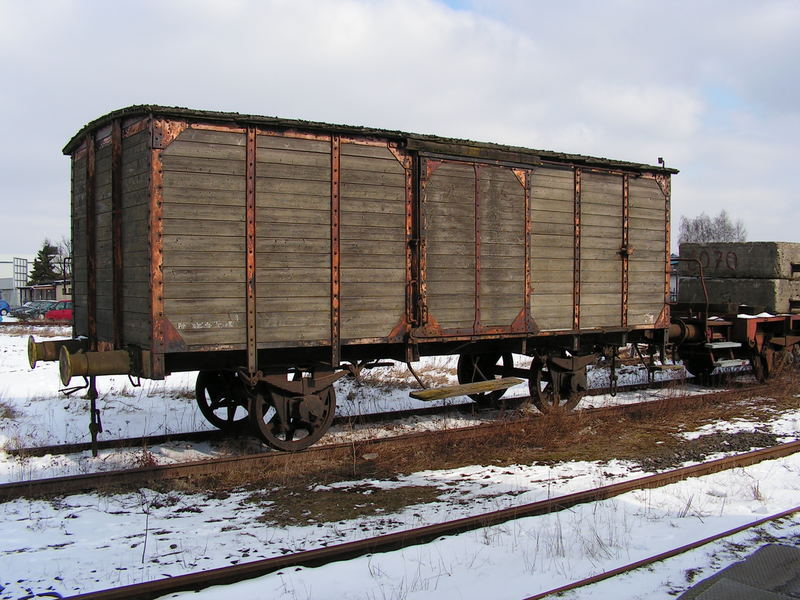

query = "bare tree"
[
  {"left": 678, "top": 210, "right": 747, "bottom": 245},
  {"left": 55, "top": 236, "right": 72, "bottom": 279}
]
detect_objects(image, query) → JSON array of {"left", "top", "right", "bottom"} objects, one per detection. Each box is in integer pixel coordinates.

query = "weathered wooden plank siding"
[
  {"left": 71, "top": 155, "right": 89, "bottom": 337},
  {"left": 340, "top": 143, "right": 406, "bottom": 340},
  {"left": 530, "top": 167, "right": 574, "bottom": 330},
  {"left": 121, "top": 130, "right": 152, "bottom": 346},
  {"left": 424, "top": 161, "right": 476, "bottom": 330},
  {"left": 94, "top": 144, "right": 114, "bottom": 342},
  {"left": 628, "top": 177, "right": 667, "bottom": 324},
  {"left": 580, "top": 172, "right": 623, "bottom": 328},
  {"left": 479, "top": 166, "right": 525, "bottom": 327},
  {"left": 255, "top": 133, "right": 331, "bottom": 345},
  {"left": 161, "top": 128, "right": 247, "bottom": 348}
]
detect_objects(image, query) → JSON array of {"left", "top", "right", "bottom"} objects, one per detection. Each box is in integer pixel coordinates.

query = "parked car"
[
  {"left": 44, "top": 300, "right": 73, "bottom": 321},
  {"left": 12, "top": 300, "right": 57, "bottom": 320},
  {"left": 0, "top": 300, "right": 9, "bottom": 316}
]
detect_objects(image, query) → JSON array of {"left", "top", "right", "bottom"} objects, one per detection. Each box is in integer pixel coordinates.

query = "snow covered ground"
[{"left": 1, "top": 326, "right": 799, "bottom": 599}]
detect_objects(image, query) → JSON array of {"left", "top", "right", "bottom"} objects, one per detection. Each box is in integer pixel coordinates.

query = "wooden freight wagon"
[{"left": 31, "top": 105, "right": 675, "bottom": 450}]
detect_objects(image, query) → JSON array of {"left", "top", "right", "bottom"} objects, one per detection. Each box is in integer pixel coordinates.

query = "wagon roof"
[{"left": 63, "top": 104, "right": 679, "bottom": 174}]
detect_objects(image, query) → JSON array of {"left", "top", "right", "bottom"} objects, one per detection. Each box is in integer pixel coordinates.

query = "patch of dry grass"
[
  {"left": 253, "top": 484, "right": 443, "bottom": 526},
  {"left": 0, "top": 400, "right": 19, "bottom": 420},
  {"left": 353, "top": 359, "right": 456, "bottom": 392},
  {"left": 142, "top": 372, "right": 800, "bottom": 526}
]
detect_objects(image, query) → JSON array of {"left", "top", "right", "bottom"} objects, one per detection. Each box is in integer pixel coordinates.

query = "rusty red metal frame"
[
  {"left": 387, "top": 144, "right": 415, "bottom": 340},
  {"left": 147, "top": 120, "right": 173, "bottom": 379},
  {"left": 522, "top": 170, "right": 532, "bottom": 330},
  {"left": 655, "top": 174, "right": 672, "bottom": 307},
  {"left": 417, "top": 159, "right": 439, "bottom": 328},
  {"left": 621, "top": 174, "right": 630, "bottom": 327},
  {"left": 246, "top": 128, "right": 258, "bottom": 375},
  {"left": 84, "top": 133, "right": 98, "bottom": 352},
  {"left": 573, "top": 168, "right": 582, "bottom": 330},
  {"left": 330, "top": 136, "right": 341, "bottom": 366},
  {"left": 111, "top": 120, "right": 124, "bottom": 348}
]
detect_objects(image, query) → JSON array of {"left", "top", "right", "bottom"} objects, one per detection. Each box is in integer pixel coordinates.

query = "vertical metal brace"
[
  {"left": 148, "top": 121, "right": 166, "bottom": 379},
  {"left": 84, "top": 133, "right": 97, "bottom": 352},
  {"left": 246, "top": 128, "right": 258, "bottom": 376},
  {"left": 474, "top": 164, "right": 482, "bottom": 332},
  {"left": 656, "top": 175, "right": 672, "bottom": 306},
  {"left": 523, "top": 170, "right": 532, "bottom": 330},
  {"left": 621, "top": 174, "right": 630, "bottom": 327},
  {"left": 111, "top": 120, "right": 124, "bottom": 348},
  {"left": 417, "top": 159, "right": 430, "bottom": 326},
  {"left": 331, "top": 136, "right": 341, "bottom": 367},
  {"left": 400, "top": 149, "right": 415, "bottom": 327},
  {"left": 573, "top": 168, "right": 582, "bottom": 330}
]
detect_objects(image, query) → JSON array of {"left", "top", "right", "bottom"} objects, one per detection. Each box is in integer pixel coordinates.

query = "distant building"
[
  {"left": 18, "top": 280, "right": 72, "bottom": 303},
  {"left": 0, "top": 255, "right": 34, "bottom": 306}
]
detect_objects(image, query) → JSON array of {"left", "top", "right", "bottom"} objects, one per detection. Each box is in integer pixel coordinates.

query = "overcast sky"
[{"left": 1, "top": 0, "right": 797, "bottom": 256}]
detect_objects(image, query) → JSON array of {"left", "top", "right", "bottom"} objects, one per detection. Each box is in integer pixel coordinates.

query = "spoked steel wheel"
[
  {"left": 195, "top": 370, "right": 250, "bottom": 431},
  {"left": 681, "top": 350, "right": 715, "bottom": 379},
  {"left": 528, "top": 357, "right": 583, "bottom": 413},
  {"left": 456, "top": 353, "right": 514, "bottom": 408},
  {"left": 249, "top": 385, "right": 336, "bottom": 452}
]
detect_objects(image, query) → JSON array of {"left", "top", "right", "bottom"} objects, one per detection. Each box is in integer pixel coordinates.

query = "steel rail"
[
  {"left": 63, "top": 440, "right": 800, "bottom": 600},
  {"left": 5, "top": 403, "right": 465, "bottom": 458},
  {"left": 0, "top": 384, "right": 770, "bottom": 502},
  {"left": 524, "top": 504, "right": 800, "bottom": 600},
  {"left": 5, "top": 374, "right": 702, "bottom": 459}
]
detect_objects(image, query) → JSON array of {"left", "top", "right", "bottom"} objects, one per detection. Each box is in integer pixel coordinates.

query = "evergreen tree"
[{"left": 27, "top": 240, "right": 59, "bottom": 285}]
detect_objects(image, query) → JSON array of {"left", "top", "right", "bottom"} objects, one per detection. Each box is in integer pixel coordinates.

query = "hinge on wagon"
[
  {"left": 237, "top": 366, "right": 262, "bottom": 388},
  {"left": 618, "top": 244, "right": 634, "bottom": 258}
]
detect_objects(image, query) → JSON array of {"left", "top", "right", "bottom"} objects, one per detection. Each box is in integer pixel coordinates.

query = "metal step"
[
  {"left": 409, "top": 377, "right": 525, "bottom": 401},
  {"left": 714, "top": 359, "right": 750, "bottom": 369},
  {"left": 705, "top": 341, "right": 742, "bottom": 349}
]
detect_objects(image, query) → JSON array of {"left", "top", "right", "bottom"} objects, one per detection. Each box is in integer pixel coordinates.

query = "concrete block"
[
  {"left": 678, "top": 276, "right": 800, "bottom": 314},
  {"left": 679, "top": 242, "right": 800, "bottom": 280}
]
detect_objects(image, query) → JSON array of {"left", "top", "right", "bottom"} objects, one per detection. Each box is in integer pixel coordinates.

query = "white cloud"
[{"left": 0, "top": 0, "right": 797, "bottom": 253}]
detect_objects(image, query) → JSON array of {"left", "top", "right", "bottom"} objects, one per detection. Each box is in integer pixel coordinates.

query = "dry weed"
[
  {"left": 0, "top": 401, "right": 19, "bottom": 420},
  {"left": 131, "top": 447, "right": 159, "bottom": 469}
]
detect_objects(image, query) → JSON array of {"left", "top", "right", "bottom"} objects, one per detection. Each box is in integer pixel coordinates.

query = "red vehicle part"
[{"left": 44, "top": 300, "right": 73, "bottom": 321}]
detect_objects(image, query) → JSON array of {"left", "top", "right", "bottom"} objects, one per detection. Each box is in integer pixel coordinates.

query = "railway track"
[
  {"left": 0, "top": 383, "right": 772, "bottom": 501},
  {"left": 4, "top": 374, "right": 703, "bottom": 460},
  {"left": 62, "top": 440, "right": 800, "bottom": 600},
  {"left": 525, "top": 504, "right": 800, "bottom": 599}
]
